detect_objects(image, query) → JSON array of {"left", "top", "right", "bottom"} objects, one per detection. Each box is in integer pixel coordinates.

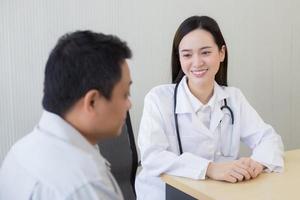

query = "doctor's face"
[{"left": 178, "top": 29, "right": 225, "bottom": 87}]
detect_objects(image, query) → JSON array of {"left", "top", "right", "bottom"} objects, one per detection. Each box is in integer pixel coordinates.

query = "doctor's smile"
[{"left": 191, "top": 68, "right": 209, "bottom": 78}]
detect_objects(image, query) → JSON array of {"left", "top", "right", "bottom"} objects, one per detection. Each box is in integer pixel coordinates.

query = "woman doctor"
[{"left": 135, "top": 16, "right": 284, "bottom": 200}]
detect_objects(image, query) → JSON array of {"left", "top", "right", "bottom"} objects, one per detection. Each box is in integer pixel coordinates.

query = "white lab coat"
[{"left": 135, "top": 76, "right": 284, "bottom": 200}]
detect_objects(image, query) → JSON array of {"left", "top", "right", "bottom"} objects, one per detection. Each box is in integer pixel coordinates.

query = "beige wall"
[{"left": 1, "top": 0, "right": 300, "bottom": 163}]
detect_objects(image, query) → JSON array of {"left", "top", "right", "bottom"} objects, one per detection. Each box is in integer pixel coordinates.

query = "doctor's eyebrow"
[{"left": 180, "top": 46, "right": 212, "bottom": 52}]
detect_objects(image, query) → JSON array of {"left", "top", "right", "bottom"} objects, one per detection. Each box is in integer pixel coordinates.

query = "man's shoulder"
[{"left": 2, "top": 129, "right": 108, "bottom": 192}]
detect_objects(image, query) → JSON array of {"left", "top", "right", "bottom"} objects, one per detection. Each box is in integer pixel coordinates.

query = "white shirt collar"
[
  {"left": 183, "top": 78, "right": 216, "bottom": 112},
  {"left": 37, "top": 110, "right": 99, "bottom": 156},
  {"left": 175, "top": 76, "right": 229, "bottom": 114}
]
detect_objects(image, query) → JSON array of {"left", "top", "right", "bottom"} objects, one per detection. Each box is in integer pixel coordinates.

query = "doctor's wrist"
[{"left": 206, "top": 162, "right": 217, "bottom": 179}]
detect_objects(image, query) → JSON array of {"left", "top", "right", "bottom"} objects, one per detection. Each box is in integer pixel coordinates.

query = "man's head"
[{"left": 42, "top": 30, "right": 132, "bottom": 143}]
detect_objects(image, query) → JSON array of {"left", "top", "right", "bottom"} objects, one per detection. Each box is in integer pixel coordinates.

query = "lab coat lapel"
[
  {"left": 175, "top": 77, "right": 213, "bottom": 138},
  {"left": 175, "top": 78, "right": 193, "bottom": 114},
  {"left": 191, "top": 112, "right": 213, "bottom": 138},
  {"left": 210, "top": 83, "right": 230, "bottom": 133},
  {"left": 210, "top": 105, "right": 224, "bottom": 133}
]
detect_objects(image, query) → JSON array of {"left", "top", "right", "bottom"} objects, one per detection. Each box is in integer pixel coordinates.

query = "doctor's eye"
[
  {"left": 181, "top": 54, "right": 192, "bottom": 58},
  {"left": 201, "top": 51, "right": 211, "bottom": 56}
]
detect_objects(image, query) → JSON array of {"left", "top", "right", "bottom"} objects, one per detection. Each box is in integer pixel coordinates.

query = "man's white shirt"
[{"left": 0, "top": 111, "right": 124, "bottom": 200}]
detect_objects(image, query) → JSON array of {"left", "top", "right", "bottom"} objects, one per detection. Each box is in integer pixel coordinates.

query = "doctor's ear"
[{"left": 220, "top": 45, "right": 226, "bottom": 62}]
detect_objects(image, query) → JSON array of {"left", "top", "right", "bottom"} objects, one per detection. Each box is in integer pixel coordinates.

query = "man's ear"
[{"left": 82, "top": 89, "right": 102, "bottom": 113}]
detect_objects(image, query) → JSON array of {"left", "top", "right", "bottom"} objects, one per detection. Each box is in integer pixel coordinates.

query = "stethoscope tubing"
[
  {"left": 174, "top": 82, "right": 183, "bottom": 154},
  {"left": 173, "top": 81, "right": 234, "bottom": 155}
]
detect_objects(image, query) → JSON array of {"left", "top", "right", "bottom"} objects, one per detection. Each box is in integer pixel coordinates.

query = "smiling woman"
[
  {"left": 135, "top": 16, "right": 284, "bottom": 200},
  {"left": 178, "top": 28, "right": 226, "bottom": 103}
]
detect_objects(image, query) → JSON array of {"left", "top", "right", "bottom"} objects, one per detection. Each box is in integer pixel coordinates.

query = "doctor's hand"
[
  {"left": 237, "top": 157, "right": 264, "bottom": 178},
  {"left": 206, "top": 161, "right": 254, "bottom": 183}
]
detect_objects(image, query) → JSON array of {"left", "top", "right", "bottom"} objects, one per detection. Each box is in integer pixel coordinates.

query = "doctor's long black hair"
[{"left": 171, "top": 16, "right": 228, "bottom": 86}]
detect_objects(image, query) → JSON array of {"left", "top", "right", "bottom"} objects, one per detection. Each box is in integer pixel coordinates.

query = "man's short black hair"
[{"left": 42, "top": 30, "right": 132, "bottom": 116}]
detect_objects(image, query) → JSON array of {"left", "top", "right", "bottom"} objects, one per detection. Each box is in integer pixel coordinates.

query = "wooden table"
[{"left": 161, "top": 149, "right": 300, "bottom": 200}]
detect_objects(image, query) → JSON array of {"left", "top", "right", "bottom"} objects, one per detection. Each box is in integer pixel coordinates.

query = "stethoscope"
[{"left": 174, "top": 81, "right": 234, "bottom": 154}]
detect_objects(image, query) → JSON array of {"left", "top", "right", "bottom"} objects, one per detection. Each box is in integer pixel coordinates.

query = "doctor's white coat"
[{"left": 135, "top": 77, "right": 284, "bottom": 200}]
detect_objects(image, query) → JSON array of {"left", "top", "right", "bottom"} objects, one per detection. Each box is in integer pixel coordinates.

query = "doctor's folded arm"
[{"left": 135, "top": 16, "right": 284, "bottom": 200}]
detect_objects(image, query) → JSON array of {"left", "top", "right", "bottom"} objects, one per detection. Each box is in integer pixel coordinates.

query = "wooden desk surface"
[{"left": 161, "top": 149, "right": 300, "bottom": 200}]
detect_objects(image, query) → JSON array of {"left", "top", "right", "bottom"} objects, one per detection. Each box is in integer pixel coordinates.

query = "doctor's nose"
[{"left": 193, "top": 55, "right": 204, "bottom": 67}]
